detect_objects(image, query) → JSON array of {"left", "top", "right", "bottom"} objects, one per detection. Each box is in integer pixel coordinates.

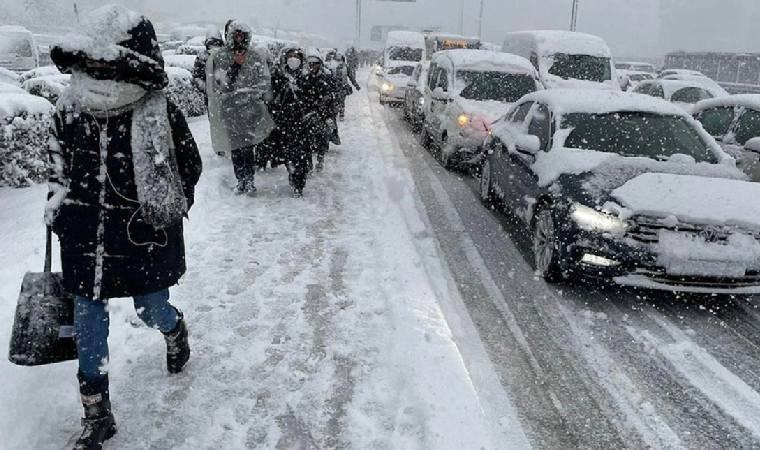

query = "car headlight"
[
  {"left": 457, "top": 114, "right": 471, "bottom": 128},
  {"left": 571, "top": 204, "right": 628, "bottom": 234},
  {"left": 381, "top": 82, "right": 394, "bottom": 92}
]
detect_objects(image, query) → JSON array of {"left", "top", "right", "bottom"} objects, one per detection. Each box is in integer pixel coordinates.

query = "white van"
[
  {"left": 0, "top": 26, "right": 39, "bottom": 72},
  {"left": 384, "top": 31, "right": 426, "bottom": 68},
  {"left": 502, "top": 30, "right": 618, "bottom": 91}
]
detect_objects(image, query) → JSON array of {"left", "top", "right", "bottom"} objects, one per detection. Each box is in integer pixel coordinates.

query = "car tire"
[
  {"left": 479, "top": 159, "right": 495, "bottom": 207},
  {"left": 533, "top": 207, "right": 565, "bottom": 283}
]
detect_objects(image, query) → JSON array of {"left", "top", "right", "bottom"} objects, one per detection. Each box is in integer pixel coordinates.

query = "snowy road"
[{"left": 376, "top": 88, "right": 760, "bottom": 448}]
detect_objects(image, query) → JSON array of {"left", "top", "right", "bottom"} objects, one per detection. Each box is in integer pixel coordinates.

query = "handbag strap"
[{"left": 44, "top": 226, "right": 52, "bottom": 273}]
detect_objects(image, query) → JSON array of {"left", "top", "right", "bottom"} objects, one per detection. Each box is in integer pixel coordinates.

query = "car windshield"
[
  {"left": 387, "top": 65, "right": 415, "bottom": 76},
  {"left": 456, "top": 70, "right": 536, "bottom": 102},
  {"left": 629, "top": 74, "right": 653, "bottom": 82},
  {"left": 548, "top": 53, "right": 611, "bottom": 82},
  {"left": 562, "top": 111, "right": 718, "bottom": 163},
  {"left": 387, "top": 46, "right": 423, "bottom": 62},
  {"left": 698, "top": 107, "right": 734, "bottom": 137},
  {"left": 0, "top": 35, "right": 32, "bottom": 57},
  {"left": 733, "top": 109, "right": 760, "bottom": 145}
]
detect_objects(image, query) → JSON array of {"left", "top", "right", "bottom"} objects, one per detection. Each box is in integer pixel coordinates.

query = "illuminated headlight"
[
  {"left": 457, "top": 114, "right": 471, "bottom": 128},
  {"left": 581, "top": 254, "right": 621, "bottom": 267},
  {"left": 381, "top": 82, "right": 394, "bottom": 92},
  {"left": 571, "top": 204, "right": 628, "bottom": 234},
  {"left": 418, "top": 97, "right": 425, "bottom": 106}
]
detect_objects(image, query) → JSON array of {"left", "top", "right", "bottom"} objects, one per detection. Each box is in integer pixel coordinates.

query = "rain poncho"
[{"left": 206, "top": 21, "right": 275, "bottom": 155}]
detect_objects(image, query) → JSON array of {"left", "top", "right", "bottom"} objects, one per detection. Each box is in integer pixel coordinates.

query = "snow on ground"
[{"left": 0, "top": 78, "right": 518, "bottom": 448}]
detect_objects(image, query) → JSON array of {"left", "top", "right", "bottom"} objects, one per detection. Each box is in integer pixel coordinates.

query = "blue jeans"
[{"left": 75, "top": 289, "right": 178, "bottom": 384}]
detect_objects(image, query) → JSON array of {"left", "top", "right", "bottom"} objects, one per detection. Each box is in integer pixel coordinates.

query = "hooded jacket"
[
  {"left": 47, "top": 5, "right": 202, "bottom": 299},
  {"left": 206, "top": 20, "right": 275, "bottom": 154}
]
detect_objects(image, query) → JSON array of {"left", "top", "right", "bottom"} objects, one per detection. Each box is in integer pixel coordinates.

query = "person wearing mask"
[
  {"left": 300, "top": 49, "right": 338, "bottom": 173},
  {"left": 47, "top": 5, "right": 202, "bottom": 448},
  {"left": 206, "top": 20, "right": 274, "bottom": 195},
  {"left": 269, "top": 47, "right": 312, "bottom": 197},
  {"left": 192, "top": 32, "right": 224, "bottom": 104},
  {"left": 325, "top": 50, "right": 360, "bottom": 122}
]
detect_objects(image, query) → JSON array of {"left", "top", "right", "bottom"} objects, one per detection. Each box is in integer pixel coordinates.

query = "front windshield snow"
[
  {"left": 0, "top": 35, "right": 32, "bottom": 56},
  {"left": 548, "top": 54, "right": 612, "bottom": 82},
  {"left": 456, "top": 70, "right": 537, "bottom": 102},
  {"left": 387, "top": 46, "right": 423, "bottom": 62},
  {"left": 563, "top": 112, "right": 718, "bottom": 163}
]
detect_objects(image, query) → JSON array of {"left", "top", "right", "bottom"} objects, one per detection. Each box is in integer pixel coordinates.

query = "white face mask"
[
  {"left": 70, "top": 71, "right": 147, "bottom": 111},
  {"left": 286, "top": 57, "right": 301, "bottom": 71}
]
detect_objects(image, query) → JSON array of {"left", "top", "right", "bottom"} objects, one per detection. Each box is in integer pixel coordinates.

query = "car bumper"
[{"left": 565, "top": 232, "right": 760, "bottom": 294}]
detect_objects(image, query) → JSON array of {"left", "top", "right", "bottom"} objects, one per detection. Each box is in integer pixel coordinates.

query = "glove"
[{"left": 44, "top": 187, "right": 68, "bottom": 227}]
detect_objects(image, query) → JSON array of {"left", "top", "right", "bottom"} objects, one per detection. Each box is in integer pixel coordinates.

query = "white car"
[
  {"left": 403, "top": 61, "right": 430, "bottom": 128},
  {"left": 617, "top": 69, "right": 654, "bottom": 91},
  {"left": 632, "top": 79, "right": 725, "bottom": 114},
  {"left": 421, "top": 49, "right": 541, "bottom": 169},
  {"left": 0, "top": 26, "right": 39, "bottom": 72},
  {"left": 379, "top": 64, "right": 416, "bottom": 105},
  {"left": 694, "top": 94, "right": 760, "bottom": 182},
  {"left": 615, "top": 61, "right": 657, "bottom": 73}
]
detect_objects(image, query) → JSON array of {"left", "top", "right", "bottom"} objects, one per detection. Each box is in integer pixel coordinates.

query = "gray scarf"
[{"left": 62, "top": 74, "right": 187, "bottom": 229}]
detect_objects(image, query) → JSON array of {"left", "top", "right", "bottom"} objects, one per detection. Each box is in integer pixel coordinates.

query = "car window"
[
  {"left": 456, "top": 71, "right": 537, "bottom": 102},
  {"left": 734, "top": 108, "right": 760, "bottom": 145},
  {"left": 427, "top": 64, "right": 438, "bottom": 89},
  {"left": 671, "top": 87, "right": 713, "bottom": 103},
  {"left": 411, "top": 65, "right": 421, "bottom": 82},
  {"left": 633, "top": 83, "right": 652, "bottom": 96},
  {"left": 509, "top": 101, "right": 534, "bottom": 124},
  {"left": 548, "top": 54, "right": 612, "bottom": 82},
  {"left": 697, "top": 107, "right": 734, "bottom": 137},
  {"left": 437, "top": 68, "right": 449, "bottom": 91},
  {"left": 528, "top": 104, "right": 551, "bottom": 150}
]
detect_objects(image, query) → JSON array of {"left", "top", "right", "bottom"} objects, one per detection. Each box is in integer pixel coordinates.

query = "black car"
[{"left": 480, "top": 89, "right": 760, "bottom": 294}]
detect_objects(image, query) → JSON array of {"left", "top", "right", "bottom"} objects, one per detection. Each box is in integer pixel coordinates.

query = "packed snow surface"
[
  {"left": 0, "top": 78, "right": 513, "bottom": 449},
  {"left": 521, "top": 89, "right": 690, "bottom": 117},
  {"left": 612, "top": 172, "right": 760, "bottom": 229}
]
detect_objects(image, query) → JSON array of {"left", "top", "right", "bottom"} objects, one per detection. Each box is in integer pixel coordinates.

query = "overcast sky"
[{"left": 3, "top": 0, "right": 758, "bottom": 57}]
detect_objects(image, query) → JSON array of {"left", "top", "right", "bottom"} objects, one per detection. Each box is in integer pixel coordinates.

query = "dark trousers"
[{"left": 231, "top": 146, "right": 256, "bottom": 184}]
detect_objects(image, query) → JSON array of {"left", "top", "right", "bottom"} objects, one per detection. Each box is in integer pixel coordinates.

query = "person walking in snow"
[
  {"left": 325, "top": 50, "right": 360, "bottom": 121},
  {"left": 46, "top": 6, "right": 202, "bottom": 449},
  {"left": 206, "top": 20, "right": 274, "bottom": 195},
  {"left": 268, "top": 47, "right": 311, "bottom": 197},
  {"left": 300, "top": 49, "right": 339, "bottom": 173},
  {"left": 192, "top": 31, "right": 225, "bottom": 103}
]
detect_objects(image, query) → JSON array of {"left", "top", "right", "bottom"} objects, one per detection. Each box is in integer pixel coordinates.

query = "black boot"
[
  {"left": 74, "top": 373, "right": 117, "bottom": 450},
  {"left": 163, "top": 310, "right": 190, "bottom": 374}
]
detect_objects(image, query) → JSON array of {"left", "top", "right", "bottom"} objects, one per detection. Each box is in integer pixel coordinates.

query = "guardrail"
[{"left": 718, "top": 82, "right": 760, "bottom": 95}]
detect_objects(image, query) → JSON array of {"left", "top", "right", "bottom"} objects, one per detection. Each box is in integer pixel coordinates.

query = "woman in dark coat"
[{"left": 45, "top": 5, "right": 202, "bottom": 449}]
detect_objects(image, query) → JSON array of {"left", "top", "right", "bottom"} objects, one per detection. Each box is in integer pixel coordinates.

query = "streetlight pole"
[
  {"left": 355, "top": 0, "right": 362, "bottom": 46},
  {"left": 478, "top": 0, "right": 485, "bottom": 40},
  {"left": 570, "top": 0, "right": 580, "bottom": 31},
  {"left": 459, "top": 0, "right": 465, "bottom": 35}
]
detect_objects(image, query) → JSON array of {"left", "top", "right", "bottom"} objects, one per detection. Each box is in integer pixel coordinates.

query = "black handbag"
[{"left": 8, "top": 227, "right": 77, "bottom": 366}]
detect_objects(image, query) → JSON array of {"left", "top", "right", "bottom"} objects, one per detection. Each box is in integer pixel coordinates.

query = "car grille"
[{"left": 627, "top": 217, "right": 743, "bottom": 244}]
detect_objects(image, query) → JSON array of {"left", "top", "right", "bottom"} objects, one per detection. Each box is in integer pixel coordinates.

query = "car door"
[
  {"left": 428, "top": 64, "right": 451, "bottom": 145},
  {"left": 490, "top": 101, "right": 533, "bottom": 213},
  {"left": 506, "top": 103, "right": 551, "bottom": 221},
  {"left": 422, "top": 62, "right": 439, "bottom": 133},
  {"left": 729, "top": 107, "right": 760, "bottom": 181},
  {"left": 406, "top": 64, "right": 421, "bottom": 111}
]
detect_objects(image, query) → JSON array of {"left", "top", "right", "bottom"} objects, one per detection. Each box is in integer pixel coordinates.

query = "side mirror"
[
  {"left": 745, "top": 137, "right": 760, "bottom": 153},
  {"left": 432, "top": 86, "right": 449, "bottom": 101},
  {"left": 407, "top": 80, "right": 418, "bottom": 88},
  {"left": 515, "top": 134, "right": 541, "bottom": 154}
]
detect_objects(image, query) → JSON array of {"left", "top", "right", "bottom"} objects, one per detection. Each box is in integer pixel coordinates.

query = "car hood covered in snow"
[
  {"left": 611, "top": 173, "right": 760, "bottom": 229},
  {"left": 457, "top": 99, "right": 511, "bottom": 124}
]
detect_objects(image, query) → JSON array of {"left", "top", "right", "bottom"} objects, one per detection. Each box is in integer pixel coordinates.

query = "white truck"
[
  {"left": 0, "top": 26, "right": 39, "bottom": 72},
  {"left": 380, "top": 31, "right": 426, "bottom": 105}
]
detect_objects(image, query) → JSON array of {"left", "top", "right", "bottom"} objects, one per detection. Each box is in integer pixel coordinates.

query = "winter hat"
[
  {"left": 305, "top": 48, "right": 323, "bottom": 64},
  {"left": 51, "top": 4, "right": 168, "bottom": 91},
  {"left": 225, "top": 20, "right": 252, "bottom": 51}
]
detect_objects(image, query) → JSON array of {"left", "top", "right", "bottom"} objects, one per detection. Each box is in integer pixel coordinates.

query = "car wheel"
[
  {"left": 533, "top": 207, "right": 564, "bottom": 283},
  {"left": 479, "top": 159, "right": 495, "bottom": 207}
]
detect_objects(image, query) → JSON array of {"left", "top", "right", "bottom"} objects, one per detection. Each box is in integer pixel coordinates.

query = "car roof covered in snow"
[
  {"left": 638, "top": 79, "right": 723, "bottom": 99},
  {"left": 0, "top": 25, "right": 32, "bottom": 35},
  {"left": 0, "top": 92, "right": 54, "bottom": 119},
  {"left": 694, "top": 94, "right": 760, "bottom": 114},
  {"left": 435, "top": 49, "right": 536, "bottom": 75},
  {"left": 504, "top": 30, "right": 611, "bottom": 58},
  {"left": 386, "top": 30, "right": 425, "bottom": 47},
  {"left": 520, "top": 89, "right": 688, "bottom": 117}
]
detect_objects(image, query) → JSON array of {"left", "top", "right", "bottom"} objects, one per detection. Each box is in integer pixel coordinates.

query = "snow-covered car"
[
  {"left": 379, "top": 64, "right": 415, "bottom": 105},
  {"left": 0, "top": 67, "right": 20, "bottom": 85},
  {"left": 694, "top": 94, "right": 760, "bottom": 182},
  {"left": 176, "top": 36, "right": 206, "bottom": 56},
  {"left": 164, "top": 54, "right": 197, "bottom": 72},
  {"left": 479, "top": 89, "right": 760, "bottom": 294},
  {"left": 0, "top": 26, "right": 39, "bottom": 72},
  {"left": 658, "top": 68, "right": 705, "bottom": 79},
  {"left": 502, "top": 30, "right": 619, "bottom": 91},
  {"left": 403, "top": 61, "right": 429, "bottom": 129},
  {"left": 22, "top": 73, "right": 70, "bottom": 104},
  {"left": 18, "top": 65, "right": 60, "bottom": 83},
  {"left": 617, "top": 69, "right": 654, "bottom": 91},
  {"left": 0, "top": 81, "right": 26, "bottom": 94},
  {"left": 632, "top": 79, "right": 724, "bottom": 113},
  {"left": 421, "top": 50, "right": 541, "bottom": 169},
  {"left": 615, "top": 61, "right": 657, "bottom": 73}
]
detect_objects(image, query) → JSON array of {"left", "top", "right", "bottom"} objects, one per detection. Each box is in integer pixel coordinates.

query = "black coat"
[
  {"left": 299, "top": 70, "right": 339, "bottom": 137},
  {"left": 49, "top": 100, "right": 202, "bottom": 299}
]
